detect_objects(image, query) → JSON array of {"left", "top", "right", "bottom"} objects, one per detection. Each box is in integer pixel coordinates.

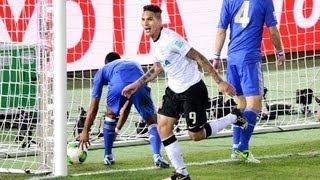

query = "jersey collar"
[{"left": 153, "top": 27, "right": 163, "bottom": 42}]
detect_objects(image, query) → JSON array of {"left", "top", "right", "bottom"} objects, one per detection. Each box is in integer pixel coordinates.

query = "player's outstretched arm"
[
  {"left": 186, "top": 48, "right": 235, "bottom": 96},
  {"left": 79, "top": 98, "right": 100, "bottom": 149},
  {"left": 122, "top": 62, "right": 163, "bottom": 98},
  {"left": 268, "top": 26, "right": 286, "bottom": 65}
]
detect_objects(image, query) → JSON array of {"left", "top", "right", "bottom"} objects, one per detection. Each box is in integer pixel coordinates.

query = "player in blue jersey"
[
  {"left": 213, "top": 0, "right": 286, "bottom": 163},
  {"left": 79, "top": 52, "right": 169, "bottom": 168}
]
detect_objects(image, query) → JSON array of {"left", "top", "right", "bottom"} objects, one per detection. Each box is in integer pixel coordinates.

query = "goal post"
[
  {"left": 0, "top": 0, "right": 67, "bottom": 176},
  {"left": 52, "top": 0, "right": 67, "bottom": 177}
]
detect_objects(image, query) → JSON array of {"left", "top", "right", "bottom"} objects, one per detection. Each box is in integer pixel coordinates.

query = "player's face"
[{"left": 141, "top": 11, "right": 162, "bottom": 40}]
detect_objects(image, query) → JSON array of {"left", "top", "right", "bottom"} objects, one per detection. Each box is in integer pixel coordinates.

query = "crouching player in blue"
[
  {"left": 79, "top": 52, "right": 169, "bottom": 168},
  {"left": 213, "top": 0, "right": 286, "bottom": 163}
]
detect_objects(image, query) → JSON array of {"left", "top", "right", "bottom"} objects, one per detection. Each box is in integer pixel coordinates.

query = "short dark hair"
[
  {"left": 143, "top": 4, "right": 162, "bottom": 14},
  {"left": 105, "top": 52, "right": 121, "bottom": 64}
]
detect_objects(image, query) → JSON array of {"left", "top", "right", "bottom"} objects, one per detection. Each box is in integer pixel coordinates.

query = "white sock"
[
  {"left": 105, "top": 154, "right": 113, "bottom": 159},
  {"left": 208, "top": 113, "right": 237, "bottom": 135},
  {"left": 164, "top": 140, "right": 188, "bottom": 176}
]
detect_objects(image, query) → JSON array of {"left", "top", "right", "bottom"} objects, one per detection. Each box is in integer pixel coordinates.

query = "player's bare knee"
[
  {"left": 106, "top": 114, "right": 117, "bottom": 120},
  {"left": 157, "top": 122, "right": 169, "bottom": 135},
  {"left": 245, "top": 96, "right": 262, "bottom": 111},
  {"left": 235, "top": 96, "right": 247, "bottom": 109},
  {"left": 188, "top": 131, "right": 204, "bottom": 141},
  {"left": 145, "top": 115, "right": 157, "bottom": 125},
  {"left": 105, "top": 108, "right": 117, "bottom": 120},
  {"left": 190, "top": 136, "right": 202, "bottom": 141},
  {"left": 157, "top": 119, "right": 175, "bottom": 138}
]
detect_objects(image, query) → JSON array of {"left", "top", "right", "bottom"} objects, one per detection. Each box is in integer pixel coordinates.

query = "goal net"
[
  {"left": 0, "top": 0, "right": 66, "bottom": 175},
  {"left": 65, "top": 0, "right": 320, "bottom": 147},
  {"left": 0, "top": 0, "right": 319, "bottom": 176}
]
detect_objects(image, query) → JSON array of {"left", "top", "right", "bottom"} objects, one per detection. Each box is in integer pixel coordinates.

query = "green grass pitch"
[{"left": 1, "top": 128, "right": 320, "bottom": 179}]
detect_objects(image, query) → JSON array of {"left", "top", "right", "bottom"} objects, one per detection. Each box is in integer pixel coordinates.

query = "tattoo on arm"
[
  {"left": 186, "top": 48, "right": 223, "bottom": 84},
  {"left": 137, "top": 63, "right": 162, "bottom": 85},
  {"left": 138, "top": 68, "right": 155, "bottom": 85}
]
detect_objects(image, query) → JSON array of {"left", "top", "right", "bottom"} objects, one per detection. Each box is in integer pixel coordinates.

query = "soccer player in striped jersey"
[
  {"left": 213, "top": 0, "right": 286, "bottom": 163},
  {"left": 122, "top": 5, "right": 248, "bottom": 180},
  {"left": 79, "top": 52, "right": 169, "bottom": 168}
]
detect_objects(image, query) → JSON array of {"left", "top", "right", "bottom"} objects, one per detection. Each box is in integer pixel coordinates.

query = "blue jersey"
[
  {"left": 218, "top": 0, "right": 277, "bottom": 63},
  {"left": 91, "top": 59, "right": 155, "bottom": 118},
  {"left": 92, "top": 59, "right": 143, "bottom": 99}
]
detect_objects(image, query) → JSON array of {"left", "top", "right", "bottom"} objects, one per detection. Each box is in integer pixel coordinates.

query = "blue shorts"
[
  {"left": 227, "top": 61, "right": 264, "bottom": 96},
  {"left": 107, "top": 84, "right": 155, "bottom": 120}
]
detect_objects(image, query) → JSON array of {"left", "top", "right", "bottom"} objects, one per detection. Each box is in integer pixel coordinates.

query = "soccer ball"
[{"left": 67, "top": 142, "right": 87, "bottom": 165}]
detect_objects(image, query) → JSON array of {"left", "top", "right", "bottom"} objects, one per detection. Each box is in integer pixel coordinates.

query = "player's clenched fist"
[{"left": 122, "top": 82, "right": 140, "bottom": 98}]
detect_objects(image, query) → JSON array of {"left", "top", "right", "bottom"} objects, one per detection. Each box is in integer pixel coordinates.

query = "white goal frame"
[
  {"left": 0, "top": 0, "right": 66, "bottom": 176},
  {"left": 52, "top": 0, "right": 67, "bottom": 177}
]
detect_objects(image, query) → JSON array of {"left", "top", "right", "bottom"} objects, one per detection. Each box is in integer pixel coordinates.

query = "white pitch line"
[{"left": 70, "top": 150, "right": 320, "bottom": 177}]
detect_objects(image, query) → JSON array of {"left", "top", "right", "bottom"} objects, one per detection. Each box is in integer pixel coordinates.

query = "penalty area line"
[{"left": 71, "top": 151, "right": 320, "bottom": 177}]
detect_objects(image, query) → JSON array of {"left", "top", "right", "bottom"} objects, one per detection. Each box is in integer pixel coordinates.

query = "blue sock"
[
  {"left": 103, "top": 118, "right": 116, "bottom": 157},
  {"left": 238, "top": 108, "right": 258, "bottom": 151},
  {"left": 232, "top": 125, "right": 241, "bottom": 149},
  {"left": 232, "top": 108, "right": 244, "bottom": 149},
  {"left": 148, "top": 124, "right": 161, "bottom": 155}
]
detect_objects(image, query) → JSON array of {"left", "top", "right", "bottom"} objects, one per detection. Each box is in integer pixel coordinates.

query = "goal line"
[{"left": 69, "top": 150, "right": 320, "bottom": 177}]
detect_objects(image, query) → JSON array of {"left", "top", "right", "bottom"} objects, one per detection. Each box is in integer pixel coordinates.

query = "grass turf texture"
[{"left": 1, "top": 128, "right": 319, "bottom": 179}]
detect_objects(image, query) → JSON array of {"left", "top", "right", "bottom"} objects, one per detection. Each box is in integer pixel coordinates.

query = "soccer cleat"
[
  {"left": 234, "top": 150, "right": 261, "bottom": 163},
  {"left": 231, "top": 108, "right": 248, "bottom": 129},
  {"left": 165, "top": 172, "right": 191, "bottom": 180},
  {"left": 103, "top": 155, "right": 115, "bottom": 166},
  {"left": 154, "top": 154, "right": 170, "bottom": 168}
]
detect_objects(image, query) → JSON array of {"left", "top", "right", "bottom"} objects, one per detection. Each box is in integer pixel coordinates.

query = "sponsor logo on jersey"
[
  {"left": 163, "top": 59, "right": 171, "bottom": 67},
  {"left": 175, "top": 40, "right": 183, "bottom": 48}
]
